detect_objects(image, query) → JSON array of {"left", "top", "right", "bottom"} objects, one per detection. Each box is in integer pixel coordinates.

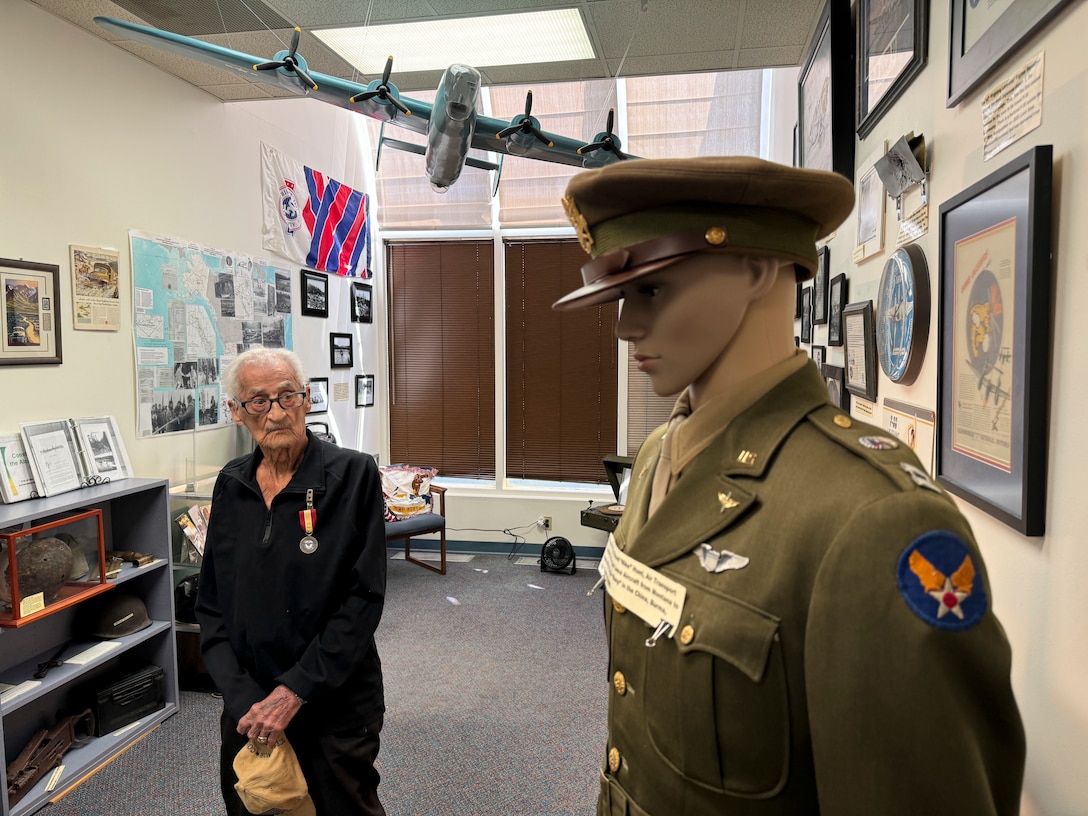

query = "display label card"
[
  {"left": 19, "top": 592, "right": 45, "bottom": 617},
  {"left": 982, "top": 52, "right": 1044, "bottom": 161},
  {"left": 599, "top": 535, "right": 686, "bottom": 637},
  {"left": 67, "top": 641, "right": 122, "bottom": 665},
  {"left": 0, "top": 679, "right": 41, "bottom": 706}
]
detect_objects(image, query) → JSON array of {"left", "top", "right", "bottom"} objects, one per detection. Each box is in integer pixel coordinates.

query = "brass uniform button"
[
  {"left": 612, "top": 598, "right": 626, "bottom": 613},
  {"left": 834, "top": 414, "right": 852, "bottom": 428},
  {"left": 613, "top": 671, "right": 627, "bottom": 696},
  {"left": 679, "top": 625, "right": 695, "bottom": 645},
  {"left": 608, "top": 747, "right": 621, "bottom": 773}
]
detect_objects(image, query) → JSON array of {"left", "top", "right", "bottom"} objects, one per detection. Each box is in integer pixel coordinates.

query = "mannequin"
[{"left": 555, "top": 156, "right": 1025, "bottom": 816}]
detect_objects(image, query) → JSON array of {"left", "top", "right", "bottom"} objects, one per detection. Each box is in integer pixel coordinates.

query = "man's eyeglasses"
[{"left": 237, "top": 391, "right": 307, "bottom": 415}]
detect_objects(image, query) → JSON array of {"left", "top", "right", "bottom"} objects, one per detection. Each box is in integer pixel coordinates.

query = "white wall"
[
  {"left": 6, "top": 0, "right": 1088, "bottom": 810},
  {"left": 809, "top": 1, "right": 1088, "bottom": 812}
]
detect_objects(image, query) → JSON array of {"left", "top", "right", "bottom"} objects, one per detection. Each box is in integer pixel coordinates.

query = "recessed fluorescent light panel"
[{"left": 314, "top": 9, "right": 595, "bottom": 74}]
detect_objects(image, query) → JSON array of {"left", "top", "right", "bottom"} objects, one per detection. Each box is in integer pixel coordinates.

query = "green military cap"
[{"left": 553, "top": 156, "right": 855, "bottom": 311}]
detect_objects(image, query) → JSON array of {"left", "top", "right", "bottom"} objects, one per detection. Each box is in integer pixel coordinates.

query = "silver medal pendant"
[{"left": 300, "top": 535, "right": 319, "bottom": 554}]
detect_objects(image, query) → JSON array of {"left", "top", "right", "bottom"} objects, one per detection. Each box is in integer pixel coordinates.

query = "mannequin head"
[{"left": 554, "top": 157, "right": 855, "bottom": 405}]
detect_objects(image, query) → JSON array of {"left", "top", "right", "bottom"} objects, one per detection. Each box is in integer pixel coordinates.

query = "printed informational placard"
[
  {"left": 883, "top": 398, "right": 937, "bottom": 475},
  {"left": 982, "top": 52, "right": 1044, "bottom": 162},
  {"left": 130, "top": 230, "right": 294, "bottom": 437},
  {"left": 599, "top": 535, "right": 686, "bottom": 637}
]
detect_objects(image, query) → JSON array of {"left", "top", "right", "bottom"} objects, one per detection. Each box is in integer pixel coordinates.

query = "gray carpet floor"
[{"left": 44, "top": 552, "right": 607, "bottom": 816}]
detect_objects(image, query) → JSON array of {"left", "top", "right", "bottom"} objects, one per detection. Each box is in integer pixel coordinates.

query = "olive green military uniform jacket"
[{"left": 598, "top": 362, "right": 1025, "bottom": 816}]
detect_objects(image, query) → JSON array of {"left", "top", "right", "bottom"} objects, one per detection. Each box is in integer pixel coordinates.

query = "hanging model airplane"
[{"left": 94, "top": 17, "right": 634, "bottom": 195}]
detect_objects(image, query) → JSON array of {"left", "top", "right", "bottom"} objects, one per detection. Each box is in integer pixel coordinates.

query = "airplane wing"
[
  {"left": 93, "top": 16, "right": 632, "bottom": 170},
  {"left": 95, "top": 17, "right": 432, "bottom": 137}
]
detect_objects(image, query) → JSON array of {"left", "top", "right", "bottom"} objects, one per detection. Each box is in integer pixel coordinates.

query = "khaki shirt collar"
[{"left": 670, "top": 351, "right": 809, "bottom": 475}]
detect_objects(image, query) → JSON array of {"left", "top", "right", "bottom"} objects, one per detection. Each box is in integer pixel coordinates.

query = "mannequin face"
[{"left": 616, "top": 253, "right": 774, "bottom": 399}]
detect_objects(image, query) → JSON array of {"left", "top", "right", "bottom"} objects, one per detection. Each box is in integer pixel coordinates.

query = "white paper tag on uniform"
[{"left": 600, "top": 534, "right": 686, "bottom": 637}]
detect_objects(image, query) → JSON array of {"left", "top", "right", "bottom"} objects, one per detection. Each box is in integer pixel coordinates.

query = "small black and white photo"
[
  {"left": 355, "top": 374, "right": 375, "bottom": 407},
  {"left": 301, "top": 269, "right": 328, "bottom": 317},
  {"left": 330, "top": 332, "right": 353, "bottom": 368},
  {"left": 350, "top": 281, "right": 373, "bottom": 324}
]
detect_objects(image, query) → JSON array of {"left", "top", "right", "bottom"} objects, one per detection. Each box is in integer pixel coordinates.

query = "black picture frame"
[
  {"left": 350, "top": 281, "right": 373, "bottom": 324},
  {"left": 947, "top": 0, "right": 1075, "bottom": 107},
  {"left": 307, "top": 377, "right": 329, "bottom": 414},
  {"left": 936, "top": 145, "right": 1052, "bottom": 535},
  {"left": 1, "top": 258, "right": 63, "bottom": 366},
  {"left": 811, "top": 344, "right": 826, "bottom": 370},
  {"left": 828, "top": 272, "right": 848, "bottom": 347},
  {"left": 857, "top": 0, "right": 929, "bottom": 138},
  {"left": 801, "top": 286, "right": 813, "bottom": 344},
  {"left": 300, "top": 269, "right": 328, "bottom": 318},
  {"left": 813, "top": 246, "right": 830, "bottom": 325},
  {"left": 330, "top": 332, "right": 353, "bottom": 368},
  {"left": 355, "top": 374, "right": 375, "bottom": 408},
  {"left": 843, "top": 300, "right": 877, "bottom": 402},
  {"left": 823, "top": 364, "right": 850, "bottom": 411},
  {"left": 795, "top": 281, "right": 803, "bottom": 320},
  {"left": 798, "top": 0, "right": 855, "bottom": 181}
]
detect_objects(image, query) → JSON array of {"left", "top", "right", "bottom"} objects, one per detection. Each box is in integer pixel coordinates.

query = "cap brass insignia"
[
  {"left": 563, "top": 196, "right": 594, "bottom": 254},
  {"left": 704, "top": 226, "right": 728, "bottom": 246},
  {"left": 718, "top": 491, "right": 739, "bottom": 511}
]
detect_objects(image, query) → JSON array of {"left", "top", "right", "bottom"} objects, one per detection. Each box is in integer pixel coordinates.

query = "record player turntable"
[{"left": 580, "top": 455, "right": 634, "bottom": 533}]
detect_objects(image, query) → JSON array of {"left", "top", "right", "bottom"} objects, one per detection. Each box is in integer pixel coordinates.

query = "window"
[
  {"left": 386, "top": 241, "right": 495, "bottom": 478},
  {"left": 505, "top": 239, "right": 618, "bottom": 483},
  {"left": 378, "top": 70, "right": 766, "bottom": 482}
]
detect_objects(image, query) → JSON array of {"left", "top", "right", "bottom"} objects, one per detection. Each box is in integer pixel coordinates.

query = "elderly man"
[
  {"left": 555, "top": 157, "right": 1025, "bottom": 815},
  {"left": 197, "top": 347, "right": 387, "bottom": 815}
]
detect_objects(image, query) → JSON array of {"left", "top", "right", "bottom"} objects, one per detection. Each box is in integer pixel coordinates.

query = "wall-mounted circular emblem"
[{"left": 876, "top": 243, "right": 930, "bottom": 385}]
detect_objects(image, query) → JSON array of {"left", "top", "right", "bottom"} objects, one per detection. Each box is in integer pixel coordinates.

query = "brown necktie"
[{"left": 648, "top": 412, "right": 687, "bottom": 516}]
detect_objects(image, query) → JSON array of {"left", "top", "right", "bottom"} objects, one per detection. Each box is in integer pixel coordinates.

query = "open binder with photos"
[{"left": 1, "top": 416, "right": 133, "bottom": 502}]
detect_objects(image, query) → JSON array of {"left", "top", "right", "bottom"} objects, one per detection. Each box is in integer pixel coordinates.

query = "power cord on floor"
[{"left": 446, "top": 519, "right": 543, "bottom": 561}]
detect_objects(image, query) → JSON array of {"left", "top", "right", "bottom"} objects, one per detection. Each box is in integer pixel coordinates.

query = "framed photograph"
[
  {"left": 350, "top": 281, "right": 373, "bottom": 324},
  {"left": 855, "top": 144, "right": 887, "bottom": 262},
  {"left": 801, "top": 286, "right": 813, "bottom": 344},
  {"left": 828, "top": 272, "right": 848, "bottom": 347},
  {"left": 19, "top": 420, "right": 85, "bottom": 497},
  {"left": 307, "top": 377, "right": 329, "bottom": 414},
  {"left": 300, "top": 269, "right": 328, "bottom": 318},
  {"left": 797, "top": 0, "right": 855, "bottom": 181},
  {"left": 813, "top": 246, "right": 830, "bottom": 325},
  {"left": 330, "top": 332, "right": 354, "bottom": 368},
  {"left": 936, "top": 145, "right": 1052, "bottom": 535},
  {"left": 1, "top": 258, "right": 62, "bottom": 366},
  {"left": 795, "top": 281, "right": 802, "bottom": 320},
  {"left": 70, "top": 245, "right": 121, "bottom": 332},
  {"left": 823, "top": 364, "right": 850, "bottom": 411},
  {"left": 843, "top": 301, "right": 877, "bottom": 402},
  {"left": 947, "top": 0, "right": 1076, "bottom": 106},
  {"left": 811, "top": 345, "right": 826, "bottom": 371},
  {"left": 857, "top": 0, "right": 929, "bottom": 138},
  {"left": 355, "top": 374, "right": 375, "bottom": 408},
  {"left": 72, "top": 416, "right": 133, "bottom": 482}
]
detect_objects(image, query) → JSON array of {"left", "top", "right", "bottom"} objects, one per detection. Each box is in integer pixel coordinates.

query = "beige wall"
[{"left": 5, "top": 0, "right": 1088, "bottom": 810}]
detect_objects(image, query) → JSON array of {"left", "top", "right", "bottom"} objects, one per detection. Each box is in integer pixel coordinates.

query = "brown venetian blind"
[
  {"left": 626, "top": 345, "right": 674, "bottom": 454},
  {"left": 505, "top": 239, "right": 618, "bottom": 484},
  {"left": 386, "top": 241, "right": 496, "bottom": 478}
]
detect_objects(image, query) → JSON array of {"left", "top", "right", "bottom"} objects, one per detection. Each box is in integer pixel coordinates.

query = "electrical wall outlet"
[{"left": 541, "top": 516, "right": 552, "bottom": 530}]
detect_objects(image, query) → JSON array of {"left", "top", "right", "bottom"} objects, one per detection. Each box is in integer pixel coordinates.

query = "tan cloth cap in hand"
[{"left": 233, "top": 736, "right": 316, "bottom": 816}]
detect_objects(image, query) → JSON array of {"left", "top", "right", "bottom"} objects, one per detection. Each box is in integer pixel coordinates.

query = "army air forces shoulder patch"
[{"left": 896, "top": 531, "right": 988, "bottom": 631}]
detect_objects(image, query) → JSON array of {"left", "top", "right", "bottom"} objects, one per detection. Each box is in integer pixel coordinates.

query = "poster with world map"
[{"left": 130, "top": 229, "right": 293, "bottom": 437}]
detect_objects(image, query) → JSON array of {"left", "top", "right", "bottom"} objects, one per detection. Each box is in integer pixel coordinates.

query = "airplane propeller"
[
  {"left": 349, "top": 56, "right": 411, "bottom": 116},
  {"left": 495, "top": 91, "right": 553, "bottom": 154},
  {"left": 578, "top": 108, "right": 627, "bottom": 163},
  {"left": 253, "top": 27, "right": 317, "bottom": 91}
]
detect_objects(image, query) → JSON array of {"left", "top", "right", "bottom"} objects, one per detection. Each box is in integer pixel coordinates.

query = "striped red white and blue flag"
[{"left": 261, "top": 142, "right": 372, "bottom": 277}]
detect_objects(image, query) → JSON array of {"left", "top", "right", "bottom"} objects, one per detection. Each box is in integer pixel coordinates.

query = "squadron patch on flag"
[{"left": 896, "top": 531, "right": 987, "bottom": 630}]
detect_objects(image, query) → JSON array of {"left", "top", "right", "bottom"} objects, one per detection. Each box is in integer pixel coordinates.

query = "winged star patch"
[{"left": 896, "top": 531, "right": 987, "bottom": 630}]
